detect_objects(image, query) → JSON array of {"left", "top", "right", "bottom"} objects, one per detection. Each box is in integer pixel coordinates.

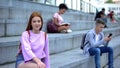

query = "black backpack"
[
  {"left": 80, "top": 32, "right": 89, "bottom": 49},
  {"left": 80, "top": 32, "right": 102, "bottom": 50}
]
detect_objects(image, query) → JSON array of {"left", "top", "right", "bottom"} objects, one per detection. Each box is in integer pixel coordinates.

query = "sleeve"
[
  {"left": 53, "top": 13, "right": 58, "bottom": 18},
  {"left": 20, "top": 32, "right": 36, "bottom": 62},
  {"left": 44, "top": 33, "right": 50, "bottom": 68},
  {"left": 87, "top": 32, "right": 105, "bottom": 47}
]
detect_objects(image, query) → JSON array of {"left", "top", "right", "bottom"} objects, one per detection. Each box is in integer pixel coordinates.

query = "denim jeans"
[
  {"left": 15, "top": 54, "right": 24, "bottom": 68},
  {"left": 15, "top": 54, "right": 45, "bottom": 68},
  {"left": 89, "top": 46, "right": 113, "bottom": 68}
]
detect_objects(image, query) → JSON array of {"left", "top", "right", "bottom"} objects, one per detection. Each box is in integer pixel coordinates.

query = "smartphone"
[{"left": 108, "top": 33, "right": 112, "bottom": 38}]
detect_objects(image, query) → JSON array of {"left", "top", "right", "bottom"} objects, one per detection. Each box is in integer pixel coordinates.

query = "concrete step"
[
  {"left": 1, "top": 36, "right": 120, "bottom": 68},
  {"left": 0, "top": 27, "right": 120, "bottom": 65},
  {"left": 0, "top": 1, "right": 93, "bottom": 20},
  {"left": 104, "top": 55, "right": 120, "bottom": 68},
  {"left": 0, "top": 4, "right": 95, "bottom": 37},
  {"left": 0, "top": 63, "right": 15, "bottom": 68},
  {"left": 0, "top": 18, "right": 120, "bottom": 37},
  {"left": 0, "top": 7, "right": 91, "bottom": 23},
  {"left": 50, "top": 35, "right": 120, "bottom": 68}
]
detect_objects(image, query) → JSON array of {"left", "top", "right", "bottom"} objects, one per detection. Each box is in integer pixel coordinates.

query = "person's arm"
[
  {"left": 53, "top": 17, "right": 61, "bottom": 27},
  {"left": 21, "top": 31, "right": 36, "bottom": 62},
  {"left": 44, "top": 33, "right": 50, "bottom": 68},
  {"left": 103, "top": 36, "right": 112, "bottom": 46},
  {"left": 21, "top": 31, "right": 46, "bottom": 68},
  {"left": 53, "top": 13, "right": 61, "bottom": 27},
  {"left": 32, "top": 57, "right": 46, "bottom": 68},
  {"left": 61, "top": 23, "right": 70, "bottom": 26},
  {"left": 87, "top": 32, "right": 105, "bottom": 47}
]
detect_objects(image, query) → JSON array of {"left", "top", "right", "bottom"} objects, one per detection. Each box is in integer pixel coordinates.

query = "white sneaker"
[
  {"left": 67, "top": 29, "right": 72, "bottom": 33},
  {"left": 60, "top": 30, "right": 67, "bottom": 33}
]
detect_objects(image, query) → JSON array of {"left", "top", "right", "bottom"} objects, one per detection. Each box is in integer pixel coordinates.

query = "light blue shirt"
[{"left": 83, "top": 29, "right": 107, "bottom": 55}]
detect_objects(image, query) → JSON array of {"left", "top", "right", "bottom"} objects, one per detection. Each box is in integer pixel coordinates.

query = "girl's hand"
[
  {"left": 33, "top": 57, "right": 46, "bottom": 68},
  {"left": 37, "top": 61, "right": 46, "bottom": 68}
]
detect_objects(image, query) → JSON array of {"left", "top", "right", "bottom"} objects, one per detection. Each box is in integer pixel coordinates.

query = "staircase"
[{"left": 0, "top": 0, "right": 120, "bottom": 68}]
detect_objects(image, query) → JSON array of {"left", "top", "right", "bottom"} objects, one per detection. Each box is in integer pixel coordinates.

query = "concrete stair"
[
  {"left": 1, "top": 35, "right": 120, "bottom": 68},
  {"left": 0, "top": 0, "right": 120, "bottom": 68},
  {"left": 0, "top": 26, "right": 120, "bottom": 67},
  {"left": 50, "top": 36, "right": 120, "bottom": 68},
  {"left": 0, "top": 19, "right": 120, "bottom": 37},
  {"left": 0, "top": 0, "right": 94, "bottom": 37}
]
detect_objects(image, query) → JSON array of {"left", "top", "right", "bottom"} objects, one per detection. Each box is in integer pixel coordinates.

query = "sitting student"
[
  {"left": 15, "top": 12, "right": 50, "bottom": 68},
  {"left": 95, "top": 8, "right": 108, "bottom": 28},
  {"left": 108, "top": 11, "right": 116, "bottom": 23},
  {"left": 83, "top": 18, "right": 114, "bottom": 68},
  {"left": 47, "top": 3, "right": 72, "bottom": 33}
]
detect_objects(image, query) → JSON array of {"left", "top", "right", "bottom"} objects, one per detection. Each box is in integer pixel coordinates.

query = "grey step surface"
[
  {"left": 0, "top": 0, "right": 93, "bottom": 20},
  {"left": 1, "top": 56, "right": 120, "bottom": 68},
  {"left": 0, "top": 35, "right": 120, "bottom": 68},
  {"left": 0, "top": 63, "right": 15, "bottom": 68},
  {"left": 0, "top": 18, "right": 120, "bottom": 37},
  {"left": 104, "top": 55, "right": 120, "bottom": 68},
  {"left": 0, "top": 0, "right": 95, "bottom": 37},
  {"left": 51, "top": 35, "right": 120, "bottom": 68},
  {"left": 0, "top": 27, "right": 120, "bottom": 65},
  {"left": 0, "top": 0, "right": 120, "bottom": 68}
]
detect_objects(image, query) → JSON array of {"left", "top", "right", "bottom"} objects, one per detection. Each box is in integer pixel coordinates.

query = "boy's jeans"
[{"left": 89, "top": 46, "right": 113, "bottom": 68}]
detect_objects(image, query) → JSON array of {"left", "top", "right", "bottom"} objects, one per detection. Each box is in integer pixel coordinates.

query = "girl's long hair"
[{"left": 26, "top": 12, "right": 43, "bottom": 31}]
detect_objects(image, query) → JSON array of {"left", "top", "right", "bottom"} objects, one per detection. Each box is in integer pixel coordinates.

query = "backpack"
[
  {"left": 80, "top": 32, "right": 102, "bottom": 50},
  {"left": 80, "top": 32, "right": 89, "bottom": 50}
]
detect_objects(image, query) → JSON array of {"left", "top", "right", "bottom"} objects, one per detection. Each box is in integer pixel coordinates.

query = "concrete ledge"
[
  {"left": 0, "top": 19, "right": 120, "bottom": 37},
  {"left": 1, "top": 37, "right": 120, "bottom": 68},
  {"left": 50, "top": 36, "right": 120, "bottom": 68},
  {"left": 0, "top": 27, "right": 120, "bottom": 65},
  {"left": 0, "top": 0, "right": 95, "bottom": 37},
  {"left": 0, "top": 2, "right": 92, "bottom": 21}
]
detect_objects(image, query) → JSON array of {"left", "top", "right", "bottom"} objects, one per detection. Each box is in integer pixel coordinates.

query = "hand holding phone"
[
  {"left": 108, "top": 33, "right": 112, "bottom": 38},
  {"left": 105, "top": 33, "right": 112, "bottom": 46}
]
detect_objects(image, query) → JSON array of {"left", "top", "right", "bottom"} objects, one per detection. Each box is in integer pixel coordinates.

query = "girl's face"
[
  {"left": 31, "top": 16, "right": 42, "bottom": 31},
  {"left": 59, "top": 9, "right": 67, "bottom": 14}
]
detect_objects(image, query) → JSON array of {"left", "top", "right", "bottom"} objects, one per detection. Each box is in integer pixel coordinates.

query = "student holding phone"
[{"left": 83, "top": 18, "right": 114, "bottom": 68}]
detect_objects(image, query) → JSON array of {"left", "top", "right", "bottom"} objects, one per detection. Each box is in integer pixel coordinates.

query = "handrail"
[{"left": 20, "top": 0, "right": 97, "bottom": 13}]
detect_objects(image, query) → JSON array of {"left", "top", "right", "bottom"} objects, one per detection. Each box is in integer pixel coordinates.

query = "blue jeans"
[
  {"left": 15, "top": 54, "right": 45, "bottom": 68},
  {"left": 15, "top": 54, "right": 24, "bottom": 68},
  {"left": 89, "top": 46, "right": 113, "bottom": 68}
]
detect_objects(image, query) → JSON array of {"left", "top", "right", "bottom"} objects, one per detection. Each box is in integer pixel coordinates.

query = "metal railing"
[{"left": 21, "top": 0, "right": 97, "bottom": 13}]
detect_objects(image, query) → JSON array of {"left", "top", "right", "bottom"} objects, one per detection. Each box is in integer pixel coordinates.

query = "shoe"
[
  {"left": 60, "top": 30, "right": 67, "bottom": 33},
  {"left": 67, "top": 29, "right": 72, "bottom": 33}
]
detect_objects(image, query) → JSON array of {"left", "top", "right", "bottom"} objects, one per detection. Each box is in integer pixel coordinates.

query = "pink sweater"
[
  {"left": 20, "top": 30, "right": 50, "bottom": 68},
  {"left": 53, "top": 12, "right": 64, "bottom": 25}
]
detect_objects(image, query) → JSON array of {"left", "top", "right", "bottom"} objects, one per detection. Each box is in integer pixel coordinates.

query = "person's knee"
[
  {"left": 107, "top": 47, "right": 113, "bottom": 53},
  {"left": 18, "top": 62, "right": 38, "bottom": 68},
  {"left": 94, "top": 48, "right": 101, "bottom": 55},
  {"left": 63, "top": 26, "right": 69, "bottom": 29}
]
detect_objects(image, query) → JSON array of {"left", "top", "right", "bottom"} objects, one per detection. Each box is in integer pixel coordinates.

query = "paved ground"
[
  {"left": 104, "top": 55, "right": 120, "bottom": 68},
  {"left": 0, "top": 55, "right": 120, "bottom": 68}
]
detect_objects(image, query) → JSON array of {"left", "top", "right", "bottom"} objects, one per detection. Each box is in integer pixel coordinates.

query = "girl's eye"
[
  {"left": 33, "top": 20, "right": 41, "bottom": 23},
  {"left": 33, "top": 21, "right": 36, "bottom": 23},
  {"left": 38, "top": 20, "right": 41, "bottom": 23}
]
